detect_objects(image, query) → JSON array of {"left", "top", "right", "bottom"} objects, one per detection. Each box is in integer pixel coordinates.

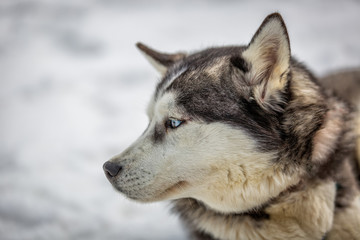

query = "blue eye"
[{"left": 166, "top": 118, "right": 184, "bottom": 129}]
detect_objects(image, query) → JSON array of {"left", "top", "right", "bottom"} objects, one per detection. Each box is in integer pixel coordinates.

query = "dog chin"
[
  {"left": 114, "top": 181, "right": 190, "bottom": 203},
  {"left": 110, "top": 183, "right": 160, "bottom": 202}
]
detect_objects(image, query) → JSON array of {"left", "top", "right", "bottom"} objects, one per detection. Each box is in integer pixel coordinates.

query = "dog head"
[{"left": 103, "top": 13, "right": 302, "bottom": 213}]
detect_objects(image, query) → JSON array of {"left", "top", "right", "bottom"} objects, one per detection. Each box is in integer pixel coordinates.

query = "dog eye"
[{"left": 166, "top": 118, "right": 184, "bottom": 129}]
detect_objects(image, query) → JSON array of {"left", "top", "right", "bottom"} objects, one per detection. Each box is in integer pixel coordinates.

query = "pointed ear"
[
  {"left": 242, "top": 13, "right": 290, "bottom": 111},
  {"left": 136, "top": 42, "right": 186, "bottom": 75}
]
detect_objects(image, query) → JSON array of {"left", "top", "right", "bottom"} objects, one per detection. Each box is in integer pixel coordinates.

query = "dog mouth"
[{"left": 110, "top": 179, "right": 190, "bottom": 202}]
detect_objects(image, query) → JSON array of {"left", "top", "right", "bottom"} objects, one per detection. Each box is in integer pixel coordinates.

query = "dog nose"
[{"left": 103, "top": 161, "right": 122, "bottom": 177}]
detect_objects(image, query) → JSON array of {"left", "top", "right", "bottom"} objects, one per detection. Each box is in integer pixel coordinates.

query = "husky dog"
[{"left": 103, "top": 13, "right": 360, "bottom": 240}]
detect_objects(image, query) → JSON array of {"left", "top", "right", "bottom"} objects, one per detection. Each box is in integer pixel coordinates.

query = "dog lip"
[
  {"left": 104, "top": 171, "right": 111, "bottom": 179},
  {"left": 104, "top": 170, "right": 118, "bottom": 184},
  {"left": 111, "top": 181, "right": 190, "bottom": 202},
  {"left": 104, "top": 169, "right": 113, "bottom": 180}
]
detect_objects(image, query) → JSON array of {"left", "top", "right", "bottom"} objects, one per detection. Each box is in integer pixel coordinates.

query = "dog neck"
[{"left": 172, "top": 178, "right": 335, "bottom": 240}]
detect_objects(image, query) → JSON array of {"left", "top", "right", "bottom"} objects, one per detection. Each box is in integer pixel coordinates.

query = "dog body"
[{"left": 104, "top": 13, "right": 360, "bottom": 240}]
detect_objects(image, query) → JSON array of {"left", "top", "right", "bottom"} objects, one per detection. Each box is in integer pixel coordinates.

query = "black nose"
[{"left": 103, "top": 161, "right": 122, "bottom": 177}]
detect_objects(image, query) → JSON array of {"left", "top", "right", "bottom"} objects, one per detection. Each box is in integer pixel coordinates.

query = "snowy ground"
[{"left": 0, "top": 0, "right": 359, "bottom": 239}]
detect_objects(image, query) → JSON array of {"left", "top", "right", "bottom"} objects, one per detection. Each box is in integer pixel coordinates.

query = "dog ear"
[
  {"left": 136, "top": 42, "right": 186, "bottom": 75},
  {"left": 242, "top": 13, "right": 290, "bottom": 111}
]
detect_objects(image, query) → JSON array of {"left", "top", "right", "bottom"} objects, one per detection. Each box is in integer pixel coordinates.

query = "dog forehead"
[
  {"left": 155, "top": 46, "right": 246, "bottom": 98},
  {"left": 151, "top": 91, "right": 180, "bottom": 118},
  {"left": 156, "top": 92, "right": 175, "bottom": 112},
  {"left": 153, "top": 48, "right": 241, "bottom": 122}
]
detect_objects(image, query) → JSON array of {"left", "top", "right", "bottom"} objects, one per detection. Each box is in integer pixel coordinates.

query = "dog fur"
[{"left": 104, "top": 13, "right": 360, "bottom": 240}]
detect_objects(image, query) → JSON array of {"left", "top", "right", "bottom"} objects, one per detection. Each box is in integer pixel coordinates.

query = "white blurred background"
[{"left": 0, "top": 0, "right": 359, "bottom": 239}]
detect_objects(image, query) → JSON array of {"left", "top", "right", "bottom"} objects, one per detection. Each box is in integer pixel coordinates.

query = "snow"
[{"left": 0, "top": 0, "right": 359, "bottom": 239}]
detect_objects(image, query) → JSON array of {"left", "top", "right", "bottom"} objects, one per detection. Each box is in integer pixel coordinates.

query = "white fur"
[{"left": 111, "top": 92, "right": 302, "bottom": 214}]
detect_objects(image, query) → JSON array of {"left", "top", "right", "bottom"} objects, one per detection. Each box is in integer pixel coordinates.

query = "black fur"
[{"left": 153, "top": 123, "right": 166, "bottom": 143}]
